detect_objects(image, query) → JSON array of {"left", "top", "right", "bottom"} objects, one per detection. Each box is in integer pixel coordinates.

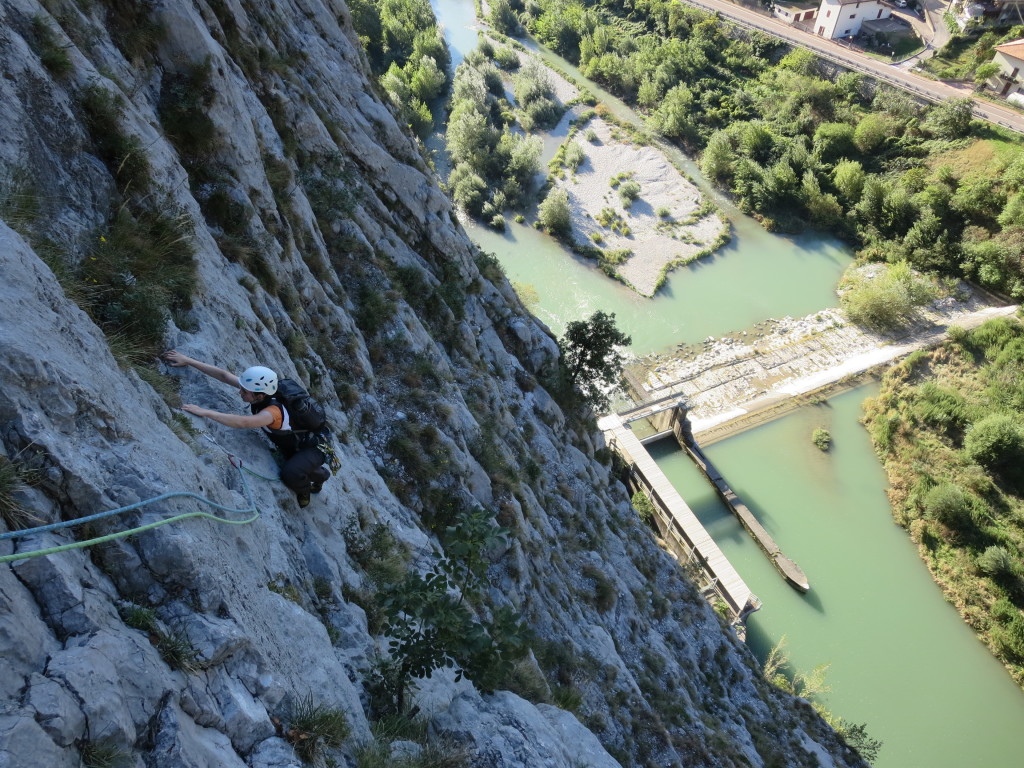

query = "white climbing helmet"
[{"left": 239, "top": 365, "right": 278, "bottom": 395}]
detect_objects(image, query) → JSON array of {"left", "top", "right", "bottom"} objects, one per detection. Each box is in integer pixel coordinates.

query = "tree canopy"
[
  {"left": 349, "top": 0, "right": 450, "bottom": 138},
  {"left": 521, "top": 0, "right": 1024, "bottom": 298},
  {"left": 559, "top": 310, "right": 631, "bottom": 411},
  {"left": 445, "top": 43, "right": 543, "bottom": 225}
]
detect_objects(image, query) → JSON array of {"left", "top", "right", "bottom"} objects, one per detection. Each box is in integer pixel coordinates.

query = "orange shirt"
[{"left": 264, "top": 405, "right": 284, "bottom": 429}]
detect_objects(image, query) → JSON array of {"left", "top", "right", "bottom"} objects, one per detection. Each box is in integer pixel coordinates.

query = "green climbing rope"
[{"left": 0, "top": 455, "right": 266, "bottom": 565}]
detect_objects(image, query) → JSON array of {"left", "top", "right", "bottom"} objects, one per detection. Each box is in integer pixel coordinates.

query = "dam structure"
[
  {"left": 602, "top": 394, "right": 811, "bottom": 626},
  {"left": 599, "top": 397, "right": 763, "bottom": 627}
]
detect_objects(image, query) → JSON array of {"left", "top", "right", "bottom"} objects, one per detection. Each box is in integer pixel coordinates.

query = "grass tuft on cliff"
[
  {"left": 0, "top": 454, "right": 40, "bottom": 531},
  {"left": 285, "top": 693, "right": 350, "bottom": 764}
]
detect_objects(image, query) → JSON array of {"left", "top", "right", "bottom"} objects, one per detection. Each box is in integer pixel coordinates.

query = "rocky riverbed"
[
  {"left": 627, "top": 288, "right": 1019, "bottom": 441},
  {"left": 546, "top": 116, "right": 727, "bottom": 297}
]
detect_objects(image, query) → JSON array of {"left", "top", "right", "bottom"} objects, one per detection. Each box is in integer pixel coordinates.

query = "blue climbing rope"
[{"left": 0, "top": 436, "right": 279, "bottom": 564}]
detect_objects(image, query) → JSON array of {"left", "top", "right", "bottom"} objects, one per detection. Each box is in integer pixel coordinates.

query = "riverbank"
[
  {"left": 861, "top": 315, "right": 1024, "bottom": 689},
  {"left": 625, "top": 289, "right": 1019, "bottom": 443}
]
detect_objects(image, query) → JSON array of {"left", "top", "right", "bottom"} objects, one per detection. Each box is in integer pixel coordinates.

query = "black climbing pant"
[{"left": 279, "top": 446, "right": 330, "bottom": 494}]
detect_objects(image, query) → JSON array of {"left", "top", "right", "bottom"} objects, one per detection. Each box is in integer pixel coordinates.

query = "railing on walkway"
[
  {"left": 625, "top": 458, "right": 756, "bottom": 620},
  {"left": 600, "top": 411, "right": 761, "bottom": 626}
]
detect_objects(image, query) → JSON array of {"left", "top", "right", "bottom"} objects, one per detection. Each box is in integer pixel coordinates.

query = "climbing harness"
[{"left": 0, "top": 435, "right": 277, "bottom": 565}]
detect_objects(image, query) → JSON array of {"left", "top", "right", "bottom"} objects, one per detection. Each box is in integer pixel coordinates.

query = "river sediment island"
[
  {"left": 493, "top": 36, "right": 729, "bottom": 297},
  {"left": 547, "top": 116, "right": 728, "bottom": 297}
]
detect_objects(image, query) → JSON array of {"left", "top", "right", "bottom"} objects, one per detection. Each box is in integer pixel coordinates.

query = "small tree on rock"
[{"left": 559, "top": 310, "right": 631, "bottom": 411}]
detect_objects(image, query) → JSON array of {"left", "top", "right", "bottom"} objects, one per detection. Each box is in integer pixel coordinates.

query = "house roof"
[
  {"left": 775, "top": 0, "right": 819, "bottom": 9},
  {"left": 995, "top": 39, "right": 1024, "bottom": 61}
]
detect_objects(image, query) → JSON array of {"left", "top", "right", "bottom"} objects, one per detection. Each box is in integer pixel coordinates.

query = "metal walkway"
[{"left": 599, "top": 412, "right": 760, "bottom": 623}]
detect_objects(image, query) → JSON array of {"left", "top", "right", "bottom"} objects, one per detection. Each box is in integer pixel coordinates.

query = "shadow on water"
[
  {"left": 743, "top": 617, "right": 777, "bottom": 666},
  {"left": 651, "top": 279, "right": 677, "bottom": 300},
  {"left": 797, "top": 584, "right": 826, "bottom": 614},
  {"left": 688, "top": 493, "right": 751, "bottom": 547},
  {"left": 733, "top": 488, "right": 783, "bottom": 540}
]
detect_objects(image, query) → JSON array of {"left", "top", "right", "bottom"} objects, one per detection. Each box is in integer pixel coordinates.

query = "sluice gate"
[
  {"left": 602, "top": 396, "right": 809, "bottom": 618},
  {"left": 599, "top": 402, "right": 761, "bottom": 626},
  {"left": 671, "top": 412, "right": 810, "bottom": 593}
]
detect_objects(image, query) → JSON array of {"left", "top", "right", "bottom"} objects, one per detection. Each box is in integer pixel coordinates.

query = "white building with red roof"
[{"left": 989, "top": 39, "right": 1024, "bottom": 104}]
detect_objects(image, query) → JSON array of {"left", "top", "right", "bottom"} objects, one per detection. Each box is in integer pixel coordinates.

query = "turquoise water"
[
  {"left": 430, "top": 0, "right": 852, "bottom": 354},
  {"left": 429, "top": 2, "right": 1024, "bottom": 764},
  {"left": 650, "top": 386, "right": 1024, "bottom": 768},
  {"left": 465, "top": 219, "right": 850, "bottom": 353}
]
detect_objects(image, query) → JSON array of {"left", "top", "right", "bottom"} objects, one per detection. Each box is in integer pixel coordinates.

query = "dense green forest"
[
  {"left": 863, "top": 315, "right": 1024, "bottom": 686},
  {"left": 446, "top": 42, "right": 559, "bottom": 227},
  {"left": 519, "top": 0, "right": 1024, "bottom": 300},
  {"left": 348, "top": 0, "right": 451, "bottom": 137}
]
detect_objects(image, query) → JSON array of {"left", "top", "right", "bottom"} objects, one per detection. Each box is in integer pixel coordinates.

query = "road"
[
  {"left": 888, "top": 0, "right": 951, "bottom": 68},
  {"left": 684, "top": 0, "right": 1024, "bottom": 134}
]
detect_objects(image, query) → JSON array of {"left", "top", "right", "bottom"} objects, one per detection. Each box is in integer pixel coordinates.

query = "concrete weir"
[{"left": 599, "top": 405, "right": 762, "bottom": 627}]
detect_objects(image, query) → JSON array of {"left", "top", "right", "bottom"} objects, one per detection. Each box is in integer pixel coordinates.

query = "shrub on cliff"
[
  {"left": 370, "top": 507, "right": 530, "bottom": 715},
  {"left": 285, "top": 694, "right": 350, "bottom": 764},
  {"left": 0, "top": 455, "right": 38, "bottom": 531}
]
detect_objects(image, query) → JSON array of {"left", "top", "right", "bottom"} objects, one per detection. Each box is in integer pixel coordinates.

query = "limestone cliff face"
[{"left": 0, "top": 1, "right": 866, "bottom": 767}]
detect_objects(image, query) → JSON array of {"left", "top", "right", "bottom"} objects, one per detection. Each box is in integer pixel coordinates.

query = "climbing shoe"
[{"left": 297, "top": 492, "right": 311, "bottom": 508}]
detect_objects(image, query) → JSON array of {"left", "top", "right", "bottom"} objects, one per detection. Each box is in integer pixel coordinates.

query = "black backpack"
[{"left": 274, "top": 378, "right": 328, "bottom": 432}]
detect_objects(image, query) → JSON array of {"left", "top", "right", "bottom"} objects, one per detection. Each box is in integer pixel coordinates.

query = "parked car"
[{"left": 894, "top": 0, "right": 908, "bottom": 7}]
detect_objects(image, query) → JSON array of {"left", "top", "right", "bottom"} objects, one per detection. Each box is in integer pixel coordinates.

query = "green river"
[
  {"left": 649, "top": 389, "right": 1024, "bottom": 767},
  {"left": 433, "top": 7, "right": 850, "bottom": 353},
  {"left": 430, "top": 1, "right": 1024, "bottom": 764}
]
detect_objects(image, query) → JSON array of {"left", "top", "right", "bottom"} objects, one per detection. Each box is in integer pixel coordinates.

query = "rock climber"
[{"left": 162, "top": 350, "right": 331, "bottom": 508}]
